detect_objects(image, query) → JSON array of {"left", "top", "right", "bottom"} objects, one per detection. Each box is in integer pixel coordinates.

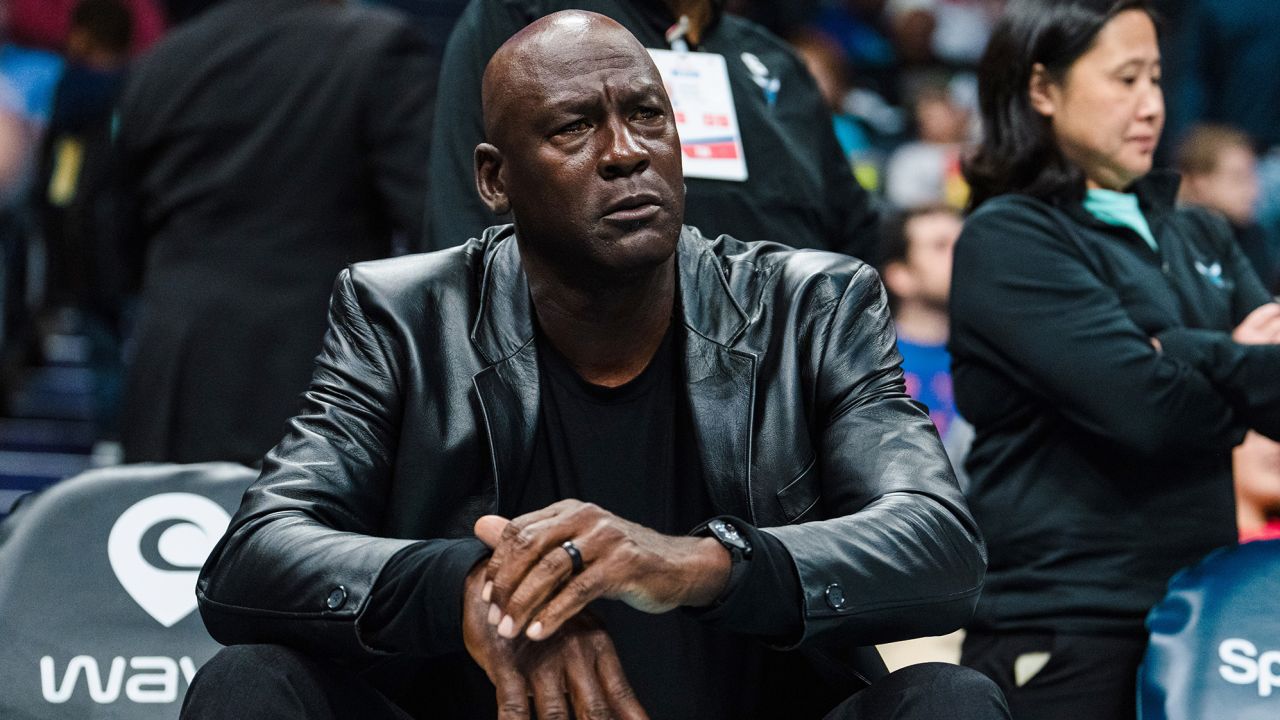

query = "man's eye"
[
  {"left": 557, "top": 120, "right": 589, "bottom": 135},
  {"left": 633, "top": 107, "right": 662, "bottom": 121}
]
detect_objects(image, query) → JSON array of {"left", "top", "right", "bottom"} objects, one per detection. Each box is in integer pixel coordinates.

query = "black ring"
[{"left": 560, "top": 540, "right": 584, "bottom": 574}]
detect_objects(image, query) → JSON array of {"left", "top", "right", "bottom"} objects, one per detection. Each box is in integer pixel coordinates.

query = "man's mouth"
[{"left": 603, "top": 192, "right": 662, "bottom": 222}]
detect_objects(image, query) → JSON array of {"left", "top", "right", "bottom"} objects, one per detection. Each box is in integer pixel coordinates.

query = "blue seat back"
[{"left": 1139, "top": 539, "right": 1280, "bottom": 720}]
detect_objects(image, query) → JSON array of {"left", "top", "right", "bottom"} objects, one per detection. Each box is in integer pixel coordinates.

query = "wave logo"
[{"left": 107, "top": 493, "right": 230, "bottom": 627}]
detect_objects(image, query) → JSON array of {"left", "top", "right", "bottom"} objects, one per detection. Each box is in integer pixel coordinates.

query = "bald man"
[{"left": 186, "top": 12, "right": 1007, "bottom": 720}]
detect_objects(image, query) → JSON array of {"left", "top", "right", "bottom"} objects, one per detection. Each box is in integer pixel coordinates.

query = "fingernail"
[
  {"left": 498, "top": 615, "right": 514, "bottom": 638},
  {"left": 488, "top": 603, "right": 500, "bottom": 625},
  {"left": 527, "top": 621, "right": 543, "bottom": 639},
  {"left": 481, "top": 581, "right": 492, "bottom": 603}
]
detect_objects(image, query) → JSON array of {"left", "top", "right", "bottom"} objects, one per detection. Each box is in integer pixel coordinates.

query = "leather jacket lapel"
[
  {"left": 470, "top": 228, "right": 539, "bottom": 516},
  {"left": 683, "top": 332, "right": 757, "bottom": 522},
  {"left": 468, "top": 226, "right": 759, "bottom": 521},
  {"left": 472, "top": 344, "right": 539, "bottom": 517},
  {"left": 677, "top": 227, "right": 757, "bottom": 522}
]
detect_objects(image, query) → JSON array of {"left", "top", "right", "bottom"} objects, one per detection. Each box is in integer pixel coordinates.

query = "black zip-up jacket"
[
  {"left": 197, "top": 226, "right": 985, "bottom": 712},
  {"left": 950, "top": 172, "right": 1280, "bottom": 637}
]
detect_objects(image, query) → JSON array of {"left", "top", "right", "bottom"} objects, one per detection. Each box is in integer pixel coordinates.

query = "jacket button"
[
  {"left": 326, "top": 586, "right": 347, "bottom": 611},
  {"left": 825, "top": 583, "right": 846, "bottom": 610}
]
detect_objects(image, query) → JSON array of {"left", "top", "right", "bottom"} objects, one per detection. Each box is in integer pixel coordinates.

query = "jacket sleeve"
[
  {"left": 1155, "top": 213, "right": 1280, "bottom": 440},
  {"left": 763, "top": 264, "right": 986, "bottom": 648},
  {"left": 949, "top": 198, "right": 1247, "bottom": 458},
  {"left": 361, "top": 18, "right": 436, "bottom": 252},
  {"left": 196, "top": 269, "right": 488, "bottom": 661},
  {"left": 424, "top": 0, "right": 527, "bottom": 251}
]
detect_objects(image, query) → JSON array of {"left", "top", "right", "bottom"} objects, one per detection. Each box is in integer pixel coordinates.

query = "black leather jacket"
[{"left": 197, "top": 226, "right": 985, "bottom": 686}]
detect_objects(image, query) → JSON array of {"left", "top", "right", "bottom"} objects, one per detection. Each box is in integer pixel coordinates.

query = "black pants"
[
  {"left": 961, "top": 631, "right": 1148, "bottom": 720},
  {"left": 183, "top": 644, "right": 1010, "bottom": 720}
]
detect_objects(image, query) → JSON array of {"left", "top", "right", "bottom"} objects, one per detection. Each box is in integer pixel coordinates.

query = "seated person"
[{"left": 184, "top": 12, "right": 1007, "bottom": 720}]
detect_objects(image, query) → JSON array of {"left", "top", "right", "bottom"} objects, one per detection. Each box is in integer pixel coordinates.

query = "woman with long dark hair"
[{"left": 949, "top": 0, "right": 1280, "bottom": 717}]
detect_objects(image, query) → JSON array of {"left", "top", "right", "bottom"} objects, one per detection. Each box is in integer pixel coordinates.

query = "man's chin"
[{"left": 589, "top": 222, "right": 679, "bottom": 275}]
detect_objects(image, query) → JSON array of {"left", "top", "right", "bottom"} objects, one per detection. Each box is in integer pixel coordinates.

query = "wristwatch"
[{"left": 702, "top": 517, "right": 753, "bottom": 561}]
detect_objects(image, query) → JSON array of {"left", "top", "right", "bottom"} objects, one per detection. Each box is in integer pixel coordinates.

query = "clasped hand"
[{"left": 461, "top": 499, "right": 731, "bottom": 719}]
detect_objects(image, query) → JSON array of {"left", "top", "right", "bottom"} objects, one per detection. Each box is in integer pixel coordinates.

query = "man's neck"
[
  {"left": 893, "top": 301, "right": 949, "bottom": 346},
  {"left": 526, "top": 255, "right": 677, "bottom": 388}
]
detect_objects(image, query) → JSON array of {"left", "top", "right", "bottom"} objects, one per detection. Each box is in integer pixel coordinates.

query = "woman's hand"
[{"left": 1233, "top": 303, "right": 1280, "bottom": 345}]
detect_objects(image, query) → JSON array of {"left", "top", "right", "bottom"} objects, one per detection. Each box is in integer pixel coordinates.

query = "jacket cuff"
[
  {"left": 357, "top": 537, "right": 490, "bottom": 656},
  {"left": 684, "top": 518, "right": 804, "bottom": 644}
]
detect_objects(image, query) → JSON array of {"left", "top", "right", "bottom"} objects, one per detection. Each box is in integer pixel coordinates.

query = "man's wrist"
[{"left": 681, "top": 536, "right": 732, "bottom": 607}]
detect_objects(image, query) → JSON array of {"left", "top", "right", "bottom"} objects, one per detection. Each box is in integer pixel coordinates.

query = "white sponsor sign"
[{"left": 107, "top": 493, "right": 230, "bottom": 627}]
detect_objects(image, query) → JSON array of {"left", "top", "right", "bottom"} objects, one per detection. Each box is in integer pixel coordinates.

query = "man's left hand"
[{"left": 474, "top": 500, "right": 731, "bottom": 641}]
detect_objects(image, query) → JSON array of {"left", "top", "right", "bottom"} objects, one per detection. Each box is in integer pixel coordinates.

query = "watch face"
[{"left": 711, "top": 519, "right": 747, "bottom": 551}]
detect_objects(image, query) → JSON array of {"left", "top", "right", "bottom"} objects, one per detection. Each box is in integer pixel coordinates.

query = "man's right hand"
[
  {"left": 1234, "top": 303, "right": 1280, "bottom": 345},
  {"left": 462, "top": 563, "right": 649, "bottom": 720}
]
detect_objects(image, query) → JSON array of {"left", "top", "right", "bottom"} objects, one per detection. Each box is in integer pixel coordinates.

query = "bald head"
[{"left": 481, "top": 11, "right": 663, "bottom": 147}]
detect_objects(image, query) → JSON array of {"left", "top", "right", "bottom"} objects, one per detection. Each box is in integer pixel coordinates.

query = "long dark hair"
[{"left": 964, "top": 0, "right": 1157, "bottom": 211}]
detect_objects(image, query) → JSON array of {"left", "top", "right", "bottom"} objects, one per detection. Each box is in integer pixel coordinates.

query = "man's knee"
[
  {"left": 828, "top": 662, "right": 1010, "bottom": 720},
  {"left": 182, "top": 644, "right": 331, "bottom": 719}
]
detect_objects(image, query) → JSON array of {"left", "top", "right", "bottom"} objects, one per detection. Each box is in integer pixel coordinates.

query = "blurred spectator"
[
  {"left": 877, "top": 204, "right": 960, "bottom": 438},
  {"left": 885, "top": 0, "right": 1000, "bottom": 68},
  {"left": 884, "top": 81, "right": 969, "bottom": 209},
  {"left": 1163, "top": 0, "right": 1280, "bottom": 158},
  {"left": 1176, "top": 124, "right": 1279, "bottom": 293},
  {"left": 364, "top": 0, "right": 469, "bottom": 59},
  {"left": 810, "top": 0, "right": 900, "bottom": 102},
  {"left": 38, "top": 0, "right": 132, "bottom": 314},
  {"left": 427, "top": 0, "right": 879, "bottom": 258},
  {"left": 723, "top": 0, "right": 820, "bottom": 38},
  {"left": 113, "top": 0, "right": 435, "bottom": 464},
  {"left": 790, "top": 28, "right": 884, "bottom": 192},
  {"left": 6, "top": 0, "right": 165, "bottom": 56},
  {"left": 1235, "top": 431, "right": 1280, "bottom": 543},
  {"left": 0, "top": 88, "right": 31, "bottom": 355},
  {"left": 160, "top": 0, "right": 223, "bottom": 25},
  {"left": 33, "top": 0, "right": 134, "bottom": 435}
]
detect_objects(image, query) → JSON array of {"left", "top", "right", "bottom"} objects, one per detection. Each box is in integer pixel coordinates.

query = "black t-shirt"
[{"left": 514, "top": 324, "right": 832, "bottom": 719}]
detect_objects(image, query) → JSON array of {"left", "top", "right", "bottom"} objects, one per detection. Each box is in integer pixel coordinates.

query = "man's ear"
[
  {"left": 1027, "top": 63, "right": 1057, "bottom": 118},
  {"left": 474, "top": 143, "right": 510, "bottom": 215},
  {"left": 882, "top": 261, "right": 918, "bottom": 301}
]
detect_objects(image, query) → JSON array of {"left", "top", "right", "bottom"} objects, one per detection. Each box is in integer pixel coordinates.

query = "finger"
[
  {"left": 525, "top": 565, "right": 610, "bottom": 641},
  {"left": 530, "top": 659, "right": 572, "bottom": 720},
  {"left": 475, "top": 515, "right": 510, "bottom": 549},
  {"left": 500, "top": 540, "right": 579, "bottom": 639},
  {"left": 493, "top": 664, "right": 531, "bottom": 720},
  {"left": 593, "top": 633, "right": 649, "bottom": 720},
  {"left": 484, "top": 501, "right": 583, "bottom": 581},
  {"left": 563, "top": 632, "right": 618, "bottom": 720},
  {"left": 489, "top": 506, "right": 599, "bottom": 611}
]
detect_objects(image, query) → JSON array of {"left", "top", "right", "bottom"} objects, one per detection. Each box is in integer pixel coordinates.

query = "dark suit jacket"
[
  {"left": 197, "top": 226, "right": 986, "bottom": 704},
  {"left": 114, "top": 0, "right": 434, "bottom": 464}
]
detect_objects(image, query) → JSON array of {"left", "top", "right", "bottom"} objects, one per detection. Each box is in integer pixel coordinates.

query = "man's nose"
[{"left": 599, "top": 118, "right": 650, "bottom": 179}]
